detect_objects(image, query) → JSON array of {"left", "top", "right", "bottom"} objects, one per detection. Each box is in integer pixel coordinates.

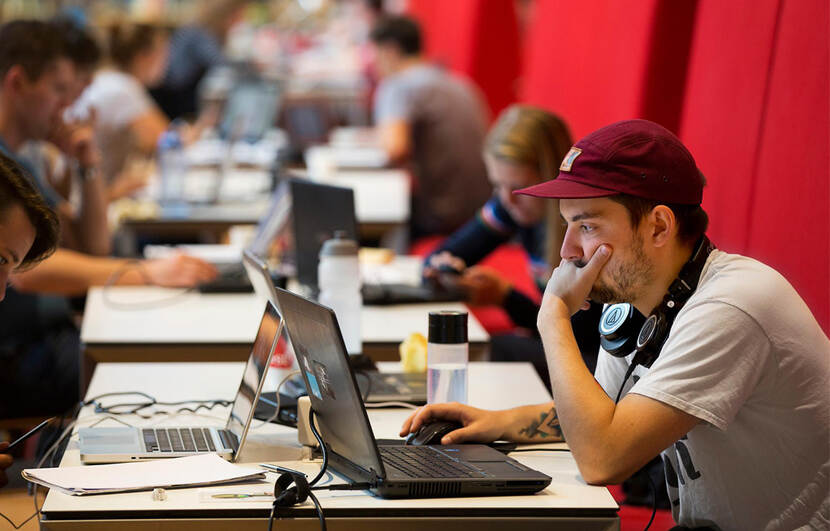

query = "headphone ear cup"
[
  {"left": 634, "top": 313, "right": 668, "bottom": 368},
  {"left": 599, "top": 303, "right": 646, "bottom": 357}
]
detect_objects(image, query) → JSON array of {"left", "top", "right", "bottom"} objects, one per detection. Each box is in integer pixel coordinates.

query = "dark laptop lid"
[
  {"left": 220, "top": 78, "right": 282, "bottom": 142},
  {"left": 289, "top": 179, "right": 358, "bottom": 290},
  {"left": 273, "top": 287, "right": 386, "bottom": 481}
]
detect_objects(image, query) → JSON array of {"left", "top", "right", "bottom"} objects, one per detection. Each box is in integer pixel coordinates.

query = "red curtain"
[
  {"left": 680, "top": 0, "right": 829, "bottom": 332},
  {"left": 406, "top": 0, "right": 521, "bottom": 119},
  {"left": 519, "top": 0, "right": 697, "bottom": 139}
]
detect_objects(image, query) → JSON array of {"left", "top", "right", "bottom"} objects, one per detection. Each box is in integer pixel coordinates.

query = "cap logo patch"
[{"left": 560, "top": 147, "right": 582, "bottom": 172}]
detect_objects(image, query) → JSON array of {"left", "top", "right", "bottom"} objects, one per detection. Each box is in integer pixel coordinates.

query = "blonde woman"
[{"left": 425, "top": 105, "right": 602, "bottom": 387}]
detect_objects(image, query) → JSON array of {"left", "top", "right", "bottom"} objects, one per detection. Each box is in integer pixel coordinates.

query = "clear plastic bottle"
[
  {"left": 318, "top": 231, "right": 362, "bottom": 355},
  {"left": 157, "top": 129, "right": 186, "bottom": 206},
  {"left": 427, "top": 311, "right": 468, "bottom": 404}
]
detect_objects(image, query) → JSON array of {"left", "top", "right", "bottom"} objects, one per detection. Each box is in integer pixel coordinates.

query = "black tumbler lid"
[{"left": 428, "top": 311, "right": 468, "bottom": 344}]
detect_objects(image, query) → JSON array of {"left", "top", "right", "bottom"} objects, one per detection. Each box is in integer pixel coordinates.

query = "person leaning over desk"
[
  {"left": 0, "top": 151, "right": 61, "bottom": 487},
  {"left": 0, "top": 20, "right": 218, "bottom": 418},
  {"left": 402, "top": 119, "right": 830, "bottom": 531},
  {"left": 424, "top": 104, "right": 603, "bottom": 389}
]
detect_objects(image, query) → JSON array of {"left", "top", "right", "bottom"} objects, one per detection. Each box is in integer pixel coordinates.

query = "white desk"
[
  {"left": 80, "top": 287, "right": 490, "bottom": 384},
  {"left": 40, "top": 362, "right": 618, "bottom": 530},
  {"left": 117, "top": 169, "right": 410, "bottom": 251}
]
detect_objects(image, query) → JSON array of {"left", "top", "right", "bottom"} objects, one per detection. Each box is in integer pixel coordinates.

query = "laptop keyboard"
[
  {"left": 142, "top": 428, "right": 235, "bottom": 453},
  {"left": 379, "top": 446, "right": 487, "bottom": 478}
]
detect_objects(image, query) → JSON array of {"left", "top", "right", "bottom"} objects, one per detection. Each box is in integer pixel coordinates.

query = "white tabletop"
[
  {"left": 81, "top": 287, "right": 489, "bottom": 346},
  {"left": 41, "top": 362, "right": 617, "bottom": 518}
]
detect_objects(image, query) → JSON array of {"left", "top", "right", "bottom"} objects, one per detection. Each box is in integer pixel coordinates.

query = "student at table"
[
  {"left": 370, "top": 15, "right": 491, "bottom": 237},
  {"left": 72, "top": 22, "right": 171, "bottom": 199},
  {"left": 0, "top": 20, "right": 217, "bottom": 417},
  {"left": 403, "top": 120, "right": 830, "bottom": 531},
  {"left": 150, "top": 0, "right": 248, "bottom": 120},
  {"left": 425, "top": 105, "right": 602, "bottom": 388},
  {"left": 0, "top": 150, "right": 60, "bottom": 486}
]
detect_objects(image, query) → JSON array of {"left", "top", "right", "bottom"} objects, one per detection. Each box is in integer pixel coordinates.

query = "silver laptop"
[{"left": 78, "top": 302, "right": 282, "bottom": 464}]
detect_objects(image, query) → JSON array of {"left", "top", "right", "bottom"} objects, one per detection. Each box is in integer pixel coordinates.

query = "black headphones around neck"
[{"left": 599, "top": 235, "right": 715, "bottom": 369}]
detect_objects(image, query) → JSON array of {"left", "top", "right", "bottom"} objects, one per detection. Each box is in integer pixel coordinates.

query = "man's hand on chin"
[{"left": 539, "top": 245, "right": 612, "bottom": 331}]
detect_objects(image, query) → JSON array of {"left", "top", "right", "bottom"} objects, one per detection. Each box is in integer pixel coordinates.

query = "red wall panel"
[
  {"left": 407, "top": 0, "right": 521, "bottom": 118},
  {"left": 747, "top": 0, "right": 830, "bottom": 331},
  {"left": 520, "top": 0, "right": 696, "bottom": 140},
  {"left": 679, "top": 0, "right": 780, "bottom": 254}
]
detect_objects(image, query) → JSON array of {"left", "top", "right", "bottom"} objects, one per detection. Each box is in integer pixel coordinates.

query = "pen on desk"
[
  {"left": 259, "top": 463, "right": 306, "bottom": 476},
  {"left": 212, "top": 492, "right": 273, "bottom": 499}
]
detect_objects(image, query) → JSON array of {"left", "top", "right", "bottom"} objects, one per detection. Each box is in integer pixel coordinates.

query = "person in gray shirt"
[{"left": 370, "top": 16, "right": 491, "bottom": 237}]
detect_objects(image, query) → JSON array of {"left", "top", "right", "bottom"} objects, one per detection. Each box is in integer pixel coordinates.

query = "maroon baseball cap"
[{"left": 515, "top": 119, "right": 704, "bottom": 205}]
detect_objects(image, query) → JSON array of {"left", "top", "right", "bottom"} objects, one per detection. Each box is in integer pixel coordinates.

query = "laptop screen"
[
  {"left": 226, "top": 302, "right": 282, "bottom": 441},
  {"left": 274, "top": 287, "right": 386, "bottom": 479},
  {"left": 220, "top": 79, "right": 281, "bottom": 142},
  {"left": 290, "top": 180, "right": 358, "bottom": 290}
]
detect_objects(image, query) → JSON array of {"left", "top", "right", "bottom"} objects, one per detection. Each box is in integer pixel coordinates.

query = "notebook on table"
[
  {"left": 78, "top": 301, "right": 282, "bottom": 464},
  {"left": 273, "top": 287, "right": 552, "bottom": 498}
]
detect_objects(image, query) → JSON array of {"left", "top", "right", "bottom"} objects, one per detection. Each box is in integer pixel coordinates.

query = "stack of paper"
[{"left": 22, "top": 454, "right": 265, "bottom": 496}]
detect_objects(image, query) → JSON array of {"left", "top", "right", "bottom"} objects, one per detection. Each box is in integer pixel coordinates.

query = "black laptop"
[
  {"left": 290, "top": 179, "right": 464, "bottom": 305},
  {"left": 273, "top": 287, "right": 552, "bottom": 498}
]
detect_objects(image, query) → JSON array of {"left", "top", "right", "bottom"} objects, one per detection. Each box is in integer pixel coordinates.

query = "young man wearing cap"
[{"left": 401, "top": 119, "right": 829, "bottom": 530}]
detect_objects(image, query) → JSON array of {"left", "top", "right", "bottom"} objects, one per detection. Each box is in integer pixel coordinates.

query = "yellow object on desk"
[{"left": 399, "top": 332, "right": 427, "bottom": 373}]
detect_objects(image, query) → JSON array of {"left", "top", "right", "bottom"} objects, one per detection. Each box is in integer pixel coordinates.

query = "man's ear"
[
  {"left": 648, "top": 205, "right": 677, "bottom": 248},
  {"left": 2, "top": 65, "right": 29, "bottom": 96}
]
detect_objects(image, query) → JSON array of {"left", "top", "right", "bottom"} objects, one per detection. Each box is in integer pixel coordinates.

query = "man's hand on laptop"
[
  {"left": 143, "top": 254, "right": 219, "bottom": 288},
  {"left": 400, "top": 403, "right": 508, "bottom": 445}
]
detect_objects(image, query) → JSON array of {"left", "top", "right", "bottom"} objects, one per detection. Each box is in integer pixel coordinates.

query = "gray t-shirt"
[
  {"left": 374, "top": 64, "right": 490, "bottom": 235},
  {"left": 595, "top": 250, "right": 830, "bottom": 531}
]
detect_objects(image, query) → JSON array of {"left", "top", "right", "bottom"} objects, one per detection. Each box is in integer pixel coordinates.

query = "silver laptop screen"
[{"left": 226, "top": 302, "right": 281, "bottom": 438}]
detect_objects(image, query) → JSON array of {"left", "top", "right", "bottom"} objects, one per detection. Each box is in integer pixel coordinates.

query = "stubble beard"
[{"left": 588, "top": 234, "right": 654, "bottom": 305}]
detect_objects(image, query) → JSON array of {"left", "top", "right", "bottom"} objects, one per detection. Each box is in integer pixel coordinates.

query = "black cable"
[
  {"left": 615, "top": 362, "right": 638, "bottom": 404},
  {"left": 643, "top": 472, "right": 657, "bottom": 531},
  {"left": 614, "top": 364, "right": 658, "bottom": 531},
  {"left": 306, "top": 408, "right": 327, "bottom": 488},
  {"left": 85, "top": 391, "right": 233, "bottom": 418},
  {"left": 267, "top": 408, "right": 331, "bottom": 531}
]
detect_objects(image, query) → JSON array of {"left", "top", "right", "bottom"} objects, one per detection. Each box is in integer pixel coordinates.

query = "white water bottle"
[
  {"left": 157, "top": 129, "right": 186, "bottom": 206},
  {"left": 427, "top": 311, "right": 468, "bottom": 404},
  {"left": 318, "top": 231, "right": 362, "bottom": 355}
]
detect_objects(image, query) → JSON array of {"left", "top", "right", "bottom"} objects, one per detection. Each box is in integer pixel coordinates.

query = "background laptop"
[
  {"left": 290, "top": 179, "right": 464, "bottom": 305},
  {"left": 273, "top": 287, "right": 551, "bottom": 498},
  {"left": 78, "top": 302, "right": 282, "bottom": 464},
  {"left": 243, "top": 249, "right": 426, "bottom": 404}
]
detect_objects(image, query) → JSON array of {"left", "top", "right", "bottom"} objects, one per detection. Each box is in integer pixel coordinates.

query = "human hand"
[
  {"left": 0, "top": 441, "right": 13, "bottom": 489},
  {"left": 50, "top": 109, "right": 100, "bottom": 168},
  {"left": 399, "top": 402, "right": 513, "bottom": 444},
  {"left": 423, "top": 252, "right": 466, "bottom": 280},
  {"left": 143, "top": 254, "right": 218, "bottom": 288},
  {"left": 540, "top": 245, "right": 612, "bottom": 323},
  {"left": 457, "top": 266, "right": 511, "bottom": 306}
]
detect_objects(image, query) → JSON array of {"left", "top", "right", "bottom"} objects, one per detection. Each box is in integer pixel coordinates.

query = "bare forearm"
[
  {"left": 539, "top": 305, "right": 619, "bottom": 480},
  {"left": 502, "top": 402, "right": 565, "bottom": 443},
  {"left": 11, "top": 249, "right": 145, "bottom": 295},
  {"left": 75, "top": 172, "right": 111, "bottom": 255}
]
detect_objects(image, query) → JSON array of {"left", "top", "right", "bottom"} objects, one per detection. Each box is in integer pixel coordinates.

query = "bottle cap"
[
  {"left": 319, "top": 230, "right": 358, "bottom": 257},
  {"left": 428, "top": 311, "right": 467, "bottom": 344}
]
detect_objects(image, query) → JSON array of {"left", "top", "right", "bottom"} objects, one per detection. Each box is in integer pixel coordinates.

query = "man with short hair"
[
  {"left": 403, "top": 119, "right": 829, "bottom": 530},
  {"left": 370, "top": 15, "right": 491, "bottom": 237},
  {"left": 0, "top": 20, "right": 216, "bottom": 418}
]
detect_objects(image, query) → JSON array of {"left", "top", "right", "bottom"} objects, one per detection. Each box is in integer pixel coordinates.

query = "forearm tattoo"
[{"left": 518, "top": 407, "right": 564, "bottom": 441}]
